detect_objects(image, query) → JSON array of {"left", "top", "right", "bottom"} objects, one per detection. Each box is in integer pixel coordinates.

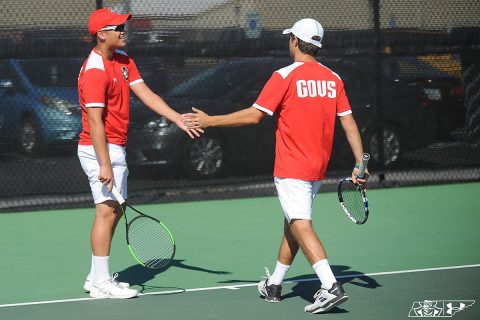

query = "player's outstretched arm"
[
  {"left": 339, "top": 113, "right": 369, "bottom": 184},
  {"left": 131, "top": 82, "right": 203, "bottom": 139},
  {"left": 184, "top": 106, "right": 264, "bottom": 129}
]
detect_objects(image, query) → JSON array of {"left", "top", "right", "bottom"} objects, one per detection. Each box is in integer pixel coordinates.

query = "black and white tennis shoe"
[
  {"left": 257, "top": 267, "right": 282, "bottom": 302},
  {"left": 258, "top": 279, "right": 282, "bottom": 302},
  {"left": 304, "top": 282, "right": 348, "bottom": 314}
]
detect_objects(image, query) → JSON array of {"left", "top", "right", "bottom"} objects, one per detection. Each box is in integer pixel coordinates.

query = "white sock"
[
  {"left": 93, "top": 255, "right": 110, "bottom": 285},
  {"left": 88, "top": 254, "right": 95, "bottom": 280},
  {"left": 312, "top": 259, "right": 336, "bottom": 290},
  {"left": 268, "top": 261, "right": 290, "bottom": 285}
]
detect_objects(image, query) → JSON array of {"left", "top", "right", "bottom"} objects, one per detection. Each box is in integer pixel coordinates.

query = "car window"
[
  {"left": 19, "top": 60, "right": 81, "bottom": 87},
  {"left": 169, "top": 60, "right": 274, "bottom": 99},
  {"left": 135, "top": 57, "right": 170, "bottom": 94},
  {"left": 169, "top": 65, "right": 222, "bottom": 98},
  {"left": 383, "top": 57, "right": 449, "bottom": 80}
]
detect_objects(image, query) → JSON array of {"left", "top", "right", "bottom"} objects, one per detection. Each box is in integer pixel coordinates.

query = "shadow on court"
[
  {"left": 283, "top": 265, "right": 381, "bottom": 301},
  {"left": 218, "top": 264, "right": 380, "bottom": 312},
  {"left": 116, "top": 259, "right": 232, "bottom": 293}
]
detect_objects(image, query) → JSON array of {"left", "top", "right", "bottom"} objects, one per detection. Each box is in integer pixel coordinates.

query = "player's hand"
[
  {"left": 176, "top": 114, "right": 204, "bottom": 139},
  {"left": 352, "top": 167, "right": 369, "bottom": 185},
  {"left": 99, "top": 164, "right": 114, "bottom": 192},
  {"left": 183, "top": 107, "right": 211, "bottom": 129}
]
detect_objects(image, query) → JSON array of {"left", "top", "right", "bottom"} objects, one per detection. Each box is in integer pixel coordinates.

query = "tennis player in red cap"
[{"left": 77, "top": 8, "right": 202, "bottom": 299}]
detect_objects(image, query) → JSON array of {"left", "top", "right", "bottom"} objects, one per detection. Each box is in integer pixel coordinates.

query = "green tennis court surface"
[{"left": 1, "top": 182, "right": 479, "bottom": 319}]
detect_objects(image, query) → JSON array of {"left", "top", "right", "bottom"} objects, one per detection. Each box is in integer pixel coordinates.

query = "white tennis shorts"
[
  {"left": 78, "top": 144, "right": 128, "bottom": 204},
  {"left": 274, "top": 177, "right": 322, "bottom": 222}
]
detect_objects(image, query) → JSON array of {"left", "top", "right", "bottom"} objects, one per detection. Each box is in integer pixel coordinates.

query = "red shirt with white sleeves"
[
  {"left": 78, "top": 48, "right": 143, "bottom": 146},
  {"left": 253, "top": 61, "right": 352, "bottom": 180}
]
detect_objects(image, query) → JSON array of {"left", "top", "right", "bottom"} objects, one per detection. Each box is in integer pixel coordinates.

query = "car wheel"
[
  {"left": 366, "top": 125, "right": 401, "bottom": 167},
  {"left": 20, "top": 118, "right": 42, "bottom": 155},
  {"left": 183, "top": 137, "right": 224, "bottom": 178}
]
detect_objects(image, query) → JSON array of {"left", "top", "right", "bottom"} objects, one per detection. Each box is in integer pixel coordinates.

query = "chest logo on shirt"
[
  {"left": 296, "top": 80, "right": 336, "bottom": 98},
  {"left": 121, "top": 66, "right": 129, "bottom": 81}
]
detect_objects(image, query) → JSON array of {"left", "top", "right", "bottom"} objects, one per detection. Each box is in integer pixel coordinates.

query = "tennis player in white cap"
[{"left": 184, "top": 18, "right": 367, "bottom": 313}]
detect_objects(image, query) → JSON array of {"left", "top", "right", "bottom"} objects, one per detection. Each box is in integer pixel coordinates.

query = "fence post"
[
  {"left": 91, "top": 0, "right": 103, "bottom": 44},
  {"left": 373, "top": 0, "right": 386, "bottom": 184}
]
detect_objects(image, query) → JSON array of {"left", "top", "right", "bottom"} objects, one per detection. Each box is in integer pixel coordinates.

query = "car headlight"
[
  {"left": 40, "top": 95, "right": 78, "bottom": 115},
  {"left": 146, "top": 117, "right": 170, "bottom": 129}
]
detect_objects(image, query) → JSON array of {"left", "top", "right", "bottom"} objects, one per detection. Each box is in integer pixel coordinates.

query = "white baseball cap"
[{"left": 283, "top": 18, "right": 324, "bottom": 48}]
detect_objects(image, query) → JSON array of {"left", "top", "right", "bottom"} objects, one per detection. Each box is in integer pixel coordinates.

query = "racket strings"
[
  {"left": 128, "top": 216, "right": 175, "bottom": 269},
  {"left": 340, "top": 183, "right": 367, "bottom": 222}
]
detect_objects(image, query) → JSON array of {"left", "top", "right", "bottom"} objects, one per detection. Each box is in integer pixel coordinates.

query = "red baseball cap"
[{"left": 88, "top": 8, "right": 132, "bottom": 35}]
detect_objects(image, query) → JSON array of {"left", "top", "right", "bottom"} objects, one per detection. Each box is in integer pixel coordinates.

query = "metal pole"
[
  {"left": 92, "top": 1, "right": 103, "bottom": 44},
  {"left": 373, "top": 0, "right": 386, "bottom": 184}
]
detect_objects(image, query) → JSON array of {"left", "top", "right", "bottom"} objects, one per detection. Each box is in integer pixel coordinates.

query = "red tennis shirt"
[
  {"left": 78, "top": 48, "right": 143, "bottom": 146},
  {"left": 253, "top": 61, "right": 352, "bottom": 180}
]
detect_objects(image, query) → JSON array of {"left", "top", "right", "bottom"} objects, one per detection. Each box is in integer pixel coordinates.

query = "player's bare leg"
[
  {"left": 91, "top": 201, "right": 120, "bottom": 256},
  {"left": 277, "top": 218, "right": 300, "bottom": 265},
  {"left": 87, "top": 200, "right": 137, "bottom": 298},
  {"left": 89, "top": 201, "right": 121, "bottom": 285},
  {"left": 289, "top": 219, "right": 348, "bottom": 314},
  {"left": 258, "top": 219, "right": 299, "bottom": 302},
  {"left": 288, "top": 219, "right": 327, "bottom": 264}
]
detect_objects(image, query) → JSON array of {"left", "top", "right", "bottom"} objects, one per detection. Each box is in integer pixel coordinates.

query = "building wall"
[
  {"left": 186, "top": 0, "right": 479, "bottom": 34},
  {"left": 257, "top": 0, "right": 373, "bottom": 30},
  {"left": 380, "top": 0, "right": 480, "bottom": 30},
  {"left": 0, "top": 0, "right": 478, "bottom": 31},
  {"left": 0, "top": 0, "right": 94, "bottom": 29}
]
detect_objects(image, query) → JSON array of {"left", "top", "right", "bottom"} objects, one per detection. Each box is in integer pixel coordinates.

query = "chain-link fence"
[{"left": 1, "top": 0, "right": 479, "bottom": 212}]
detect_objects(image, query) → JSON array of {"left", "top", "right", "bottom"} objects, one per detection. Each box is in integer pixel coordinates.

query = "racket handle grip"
[
  {"left": 111, "top": 186, "right": 126, "bottom": 205},
  {"left": 357, "top": 153, "right": 370, "bottom": 179}
]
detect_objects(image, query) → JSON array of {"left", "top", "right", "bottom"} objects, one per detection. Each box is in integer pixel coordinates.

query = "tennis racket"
[
  {"left": 337, "top": 153, "right": 370, "bottom": 225},
  {"left": 111, "top": 186, "right": 176, "bottom": 269}
]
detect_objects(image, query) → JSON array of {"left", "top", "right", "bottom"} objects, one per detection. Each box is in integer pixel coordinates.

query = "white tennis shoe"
[
  {"left": 89, "top": 278, "right": 138, "bottom": 299},
  {"left": 83, "top": 273, "right": 130, "bottom": 292}
]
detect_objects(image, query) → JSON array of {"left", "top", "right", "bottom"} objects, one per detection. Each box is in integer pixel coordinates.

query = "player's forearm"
[
  {"left": 346, "top": 132, "right": 363, "bottom": 164},
  {"left": 88, "top": 118, "right": 111, "bottom": 166},
  {"left": 133, "top": 82, "right": 181, "bottom": 123},
  {"left": 340, "top": 115, "right": 363, "bottom": 163},
  {"left": 144, "top": 95, "right": 181, "bottom": 123},
  {"left": 207, "top": 107, "right": 262, "bottom": 127}
]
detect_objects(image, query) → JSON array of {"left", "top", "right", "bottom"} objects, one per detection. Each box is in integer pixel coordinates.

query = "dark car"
[
  {"left": 330, "top": 56, "right": 464, "bottom": 167},
  {"left": 0, "top": 58, "right": 82, "bottom": 154},
  {"left": 382, "top": 55, "right": 464, "bottom": 139},
  {"left": 128, "top": 57, "right": 277, "bottom": 178},
  {"left": 127, "top": 55, "right": 462, "bottom": 178}
]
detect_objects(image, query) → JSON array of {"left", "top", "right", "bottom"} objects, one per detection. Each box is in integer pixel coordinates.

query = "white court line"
[{"left": 1, "top": 263, "right": 479, "bottom": 308}]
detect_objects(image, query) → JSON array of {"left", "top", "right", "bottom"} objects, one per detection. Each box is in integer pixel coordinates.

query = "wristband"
[{"left": 354, "top": 163, "right": 367, "bottom": 169}]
